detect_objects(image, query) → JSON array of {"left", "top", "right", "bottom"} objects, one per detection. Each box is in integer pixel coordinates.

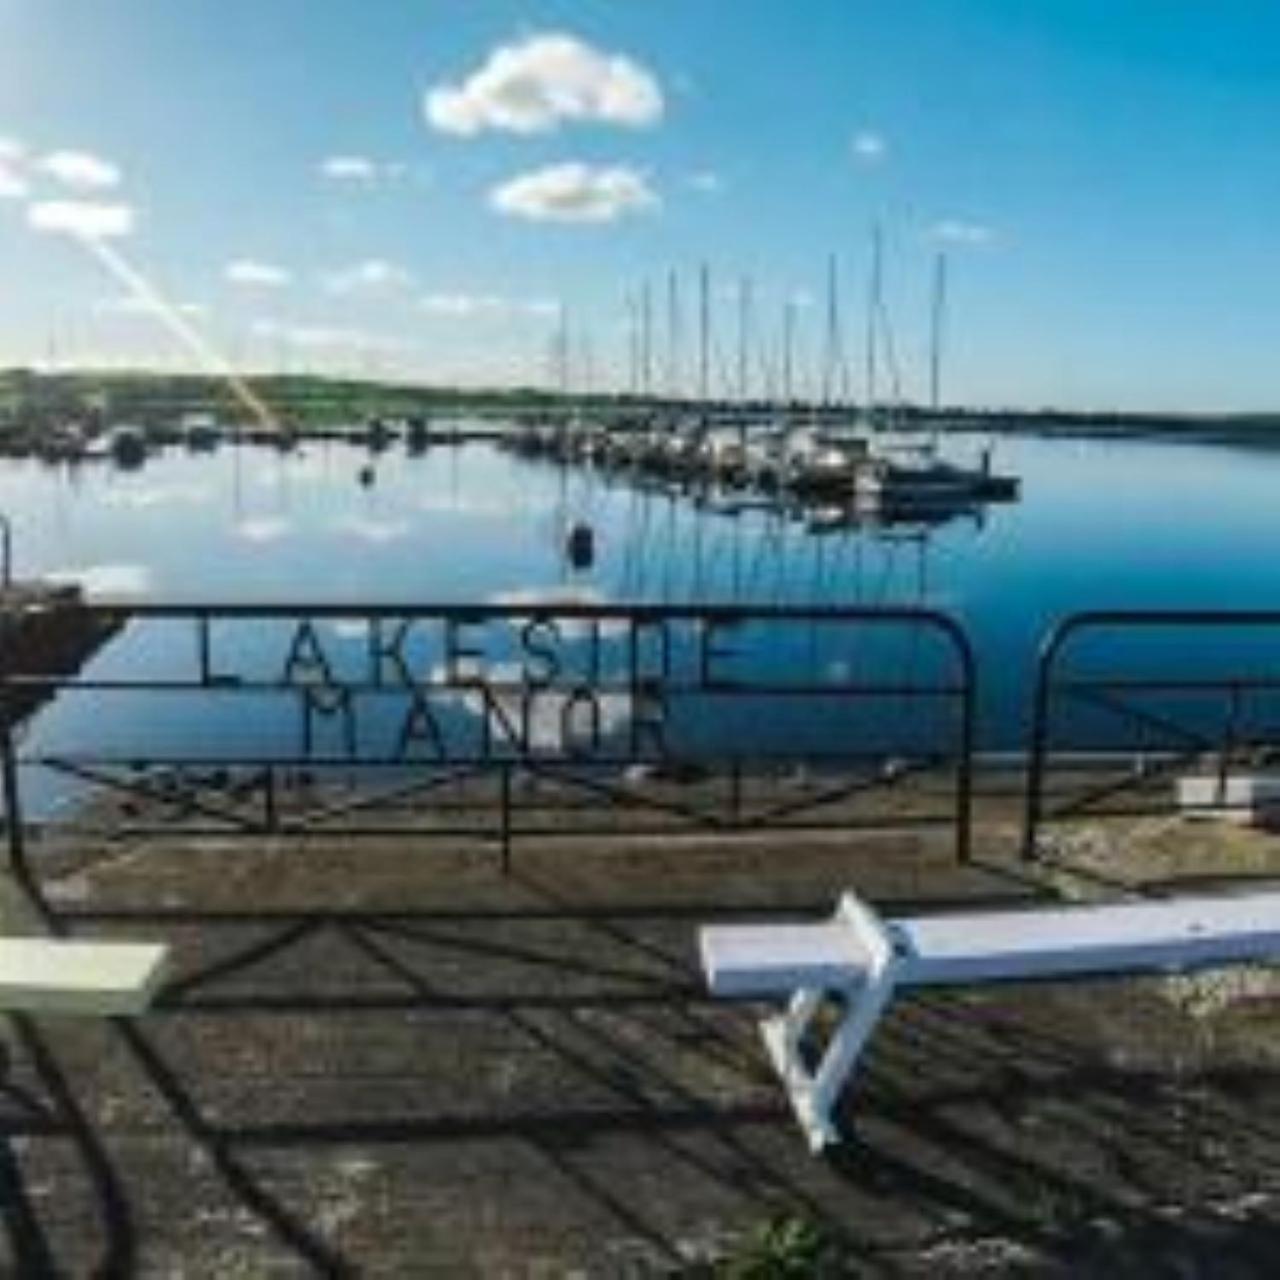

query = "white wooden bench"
[
  {"left": 0, "top": 938, "right": 168, "bottom": 1017},
  {"left": 1177, "top": 773, "right": 1280, "bottom": 825},
  {"left": 701, "top": 890, "right": 1280, "bottom": 1151}
]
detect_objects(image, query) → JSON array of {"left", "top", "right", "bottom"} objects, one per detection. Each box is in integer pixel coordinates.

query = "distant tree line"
[{"left": 3, "top": 366, "right": 1280, "bottom": 445}]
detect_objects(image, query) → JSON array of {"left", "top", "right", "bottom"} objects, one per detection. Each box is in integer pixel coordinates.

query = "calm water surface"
[{"left": 4, "top": 428, "right": 1280, "bottom": 759}]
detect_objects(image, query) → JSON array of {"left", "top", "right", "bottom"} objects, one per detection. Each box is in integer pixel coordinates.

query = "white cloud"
[
  {"left": 226, "top": 259, "right": 292, "bottom": 288},
  {"left": 523, "top": 298, "right": 561, "bottom": 318},
  {"left": 320, "top": 155, "right": 376, "bottom": 183},
  {"left": 851, "top": 130, "right": 887, "bottom": 163},
  {"left": 96, "top": 295, "right": 207, "bottom": 319},
  {"left": 39, "top": 149, "right": 122, "bottom": 190},
  {"left": 929, "top": 219, "right": 995, "bottom": 246},
  {"left": 321, "top": 258, "right": 413, "bottom": 296},
  {"left": 687, "top": 170, "right": 723, "bottom": 195},
  {"left": 0, "top": 163, "right": 28, "bottom": 200},
  {"left": 490, "top": 162, "right": 658, "bottom": 224},
  {"left": 426, "top": 31, "right": 663, "bottom": 136},
  {"left": 318, "top": 155, "right": 408, "bottom": 186},
  {"left": 0, "top": 139, "right": 29, "bottom": 199},
  {"left": 28, "top": 199, "right": 136, "bottom": 239},
  {"left": 418, "top": 293, "right": 560, "bottom": 319},
  {"left": 419, "top": 293, "right": 504, "bottom": 317},
  {"left": 251, "top": 318, "right": 411, "bottom": 354}
]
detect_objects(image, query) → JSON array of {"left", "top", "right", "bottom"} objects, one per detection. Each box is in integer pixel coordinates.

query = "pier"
[
  {"left": 4, "top": 599, "right": 1280, "bottom": 1271},
  {"left": 7, "top": 772, "right": 1280, "bottom": 1273},
  {"left": 0, "top": 583, "right": 122, "bottom": 725},
  {"left": 501, "top": 416, "right": 1021, "bottom": 528}
]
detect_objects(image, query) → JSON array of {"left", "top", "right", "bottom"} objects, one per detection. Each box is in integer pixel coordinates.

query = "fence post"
[
  {"left": 0, "top": 712, "right": 32, "bottom": 912},
  {"left": 0, "top": 687, "right": 52, "bottom": 933},
  {"left": 499, "top": 764, "right": 512, "bottom": 875},
  {"left": 1215, "top": 684, "right": 1242, "bottom": 810},
  {"left": 942, "top": 617, "right": 977, "bottom": 866},
  {"left": 263, "top": 765, "right": 277, "bottom": 832},
  {"left": 0, "top": 513, "right": 11, "bottom": 589},
  {"left": 1021, "top": 660, "right": 1053, "bottom": 862},
  {"left": 1021, "top": 620, "right": 1080, "bottom": 862}
]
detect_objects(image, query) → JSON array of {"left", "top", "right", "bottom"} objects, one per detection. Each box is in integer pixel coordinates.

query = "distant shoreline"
[{"left": 4, "top": 366, "right": 1280, "bottom": 449}]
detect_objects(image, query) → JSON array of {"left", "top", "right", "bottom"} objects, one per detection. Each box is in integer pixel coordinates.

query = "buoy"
[{"left": 565, "top": 521, "right": 595, "bottom": 570}]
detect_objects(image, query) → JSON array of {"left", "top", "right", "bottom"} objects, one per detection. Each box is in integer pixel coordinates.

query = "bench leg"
[
  {"left": 760, "top": 989, "right": 822, "bottom": 1116},
  {"left": 759, "top": 964, "right": 897, "bottom": 1153}
]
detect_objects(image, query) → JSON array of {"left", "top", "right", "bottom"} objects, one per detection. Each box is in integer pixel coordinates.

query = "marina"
[
  {"left": 7, "top": 404, "right": 1280, "bottom": 1273},
  {"left": 504, "top": 415, "right": 1019, "bottom": 521},
  {"left": 5, "top": 0, "right": 1280, "bottom": 1271},
  {"left": 0, "top": 422, "right": 1277, "bottom": 762}
]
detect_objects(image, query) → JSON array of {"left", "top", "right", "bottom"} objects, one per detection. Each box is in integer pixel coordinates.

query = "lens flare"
[{"left": 79, "top": 234, "right": 279, "bottom": 431}]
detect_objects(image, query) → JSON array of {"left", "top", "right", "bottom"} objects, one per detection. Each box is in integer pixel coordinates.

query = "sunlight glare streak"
[{"left": 79, "top": 236, "right": 279, "bottom": 430}]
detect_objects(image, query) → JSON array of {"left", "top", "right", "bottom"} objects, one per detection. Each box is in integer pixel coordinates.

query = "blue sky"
[{"left": 1, "top": 0, "right": 1280, "bottom": 410}]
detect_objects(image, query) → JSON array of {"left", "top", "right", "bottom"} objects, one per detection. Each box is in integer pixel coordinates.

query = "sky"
[{"left": 2, "top": 0, "right": 1280, "bottom": 411}]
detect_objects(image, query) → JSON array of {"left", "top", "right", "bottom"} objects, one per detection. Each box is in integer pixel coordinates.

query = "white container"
[{"left": 1177, "top": 774, "right": 1280, "bottom": 824}]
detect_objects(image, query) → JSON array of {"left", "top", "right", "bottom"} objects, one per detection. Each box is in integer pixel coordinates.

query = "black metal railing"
[
  {"left": 0, "top": 602, "right": 978, "bottom": 911},
  {"left": 1022, "top": 610, "right": 1280, "bottom": 859},
  {"left": 0, "top": 512, "right": 11, "bottom": 588}
]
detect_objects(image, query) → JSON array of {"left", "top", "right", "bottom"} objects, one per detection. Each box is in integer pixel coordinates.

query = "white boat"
[
  {"left": 855, "top": 444, "right": 982, "bottom": 511},
  {"left": 697, "top": 428, "right": 749, "bottom": 483},
  {"left": 858, "top": 440, "right": 1020, "bottom": 509},
  {"left": 788, "top": 430, "right": 868, "bottom": 497}
]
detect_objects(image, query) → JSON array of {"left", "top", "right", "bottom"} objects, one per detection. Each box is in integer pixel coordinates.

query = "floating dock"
[{"left": 502, "top": 419, "right": 1020, "bottom": 528}]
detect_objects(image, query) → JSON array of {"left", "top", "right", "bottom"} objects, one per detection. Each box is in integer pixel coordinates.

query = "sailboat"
[{"left": 857, "top": 250, "right": 1018, "bottom": 516}]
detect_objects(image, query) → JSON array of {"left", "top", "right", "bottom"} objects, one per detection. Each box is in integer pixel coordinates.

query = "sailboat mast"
[
  {"left": 865, "top": 223, "right": 882, "bottom": 423},
  {"left": 782, "top": 297, "right": 795, "bottom": 405},
  {"left": 555, "top": 302, "right": 570, "bottom": 397},
  {"left": 738, "top": 275, "right": 752, "bottom": 403},
  {"left": 641, "top": 279, "right": 653, "bottom": 398},
  {"left": 625, "top": 291, "right": 638, "bottom": 396},
  {"left": 823, "top": 252, "right": 839, "bottom": 407},
  {"left": 698, "top": 262, "right": 710, "bottom": 403},
  {"left": 666, "top": 269, "right": 680, "bottom": 400},
  {"left": 929, "top": 251, "right": 947, "bottom": 414}
]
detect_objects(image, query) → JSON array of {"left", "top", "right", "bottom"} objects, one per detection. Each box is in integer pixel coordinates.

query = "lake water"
[{"left": 6, "top": 427, "right": 1280, "bottom": 767}]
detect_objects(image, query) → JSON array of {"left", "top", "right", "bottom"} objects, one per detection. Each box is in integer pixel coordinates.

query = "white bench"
[
  {"left": 0, "top": 938, "right": 168, "bottom": 1017},
  {"left": 1177, "top": 774, "right": 1280, "bottom": 824},
  {"left": 701, "top": 890, "right": 1280, "bottom": 1151}
]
